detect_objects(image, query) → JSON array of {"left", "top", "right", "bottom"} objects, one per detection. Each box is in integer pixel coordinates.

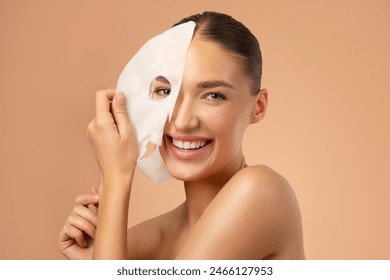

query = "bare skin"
[
  {"left": 127, "top": 165, "right": 304, "bottom": 259},
  {"left": 58, "top": 35, "right": 305, "bottom": 260}
]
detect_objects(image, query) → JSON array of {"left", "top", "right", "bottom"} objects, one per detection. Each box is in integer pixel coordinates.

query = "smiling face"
[{"left": 160, "top": 37, "right": 266, "bottom": 182}]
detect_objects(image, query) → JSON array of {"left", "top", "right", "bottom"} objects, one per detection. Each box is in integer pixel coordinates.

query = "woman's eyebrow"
[{"left": 197, "top": 80, "right": 235, "bottom": 89}]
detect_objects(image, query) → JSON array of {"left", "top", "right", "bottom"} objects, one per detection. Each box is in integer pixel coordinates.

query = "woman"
[{"left": 58, "top": 11, "right": 305, "bottom": 260}]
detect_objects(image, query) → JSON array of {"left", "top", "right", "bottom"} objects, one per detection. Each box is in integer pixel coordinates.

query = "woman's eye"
[
  {"left": 206, "top": 92, "right": 226, "bottom": 101},
  {"left": 149, "top": 76, "right": 171, "bottom": 100},
  {"left": 152, "top": 88, "right": 171, "bottom": 99}
]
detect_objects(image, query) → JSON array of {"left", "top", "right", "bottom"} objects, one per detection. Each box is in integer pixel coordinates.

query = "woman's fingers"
[
  {"left": 58, "top": 189, "right": 100, "bottom": 260},
  {"left": 60, "top": 191, "right": 99, "bottom": 244},
  {"left": 111, "top": 91, "right": 131, "bottom": 137},
  {"left": 93, "top": 90, "right": 131, "bottom": 137},
  {"left": 67, "top": 210, "right": 97, "bottom": 239},
  {"left": 75, "top": 191, "right": 99, "bottom": 206},
  {"left": 95, "top": 89, "right": 116, "bottom": 122},
  {"left": 62, "top": 223, "right": 88, "bottom": 248},
  {"left": 90, "top": 186, "right": 98, "bottom": 194},
  {"left": 73, "top": 204, "right": 98, "bottom": 227}
]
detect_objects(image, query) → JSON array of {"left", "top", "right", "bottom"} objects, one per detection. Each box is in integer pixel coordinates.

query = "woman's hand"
[
  {"left": 87, "top": 89, "right": 138, "bottom": 181},
  {"left": 58, "top": 188, "right": 99, "bottom": 260},
  {"left": 86, "top": 89, "right": 137, "bottom": 259}
]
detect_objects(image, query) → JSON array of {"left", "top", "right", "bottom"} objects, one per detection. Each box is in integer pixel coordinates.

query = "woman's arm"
[
  {"left": 87, "top": 90, "right": 138, "bottom": 259},
  {"left": 175, "top": 165, "right": 305, "bottom": 260}
]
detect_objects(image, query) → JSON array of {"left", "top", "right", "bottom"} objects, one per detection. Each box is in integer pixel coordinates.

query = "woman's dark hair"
[{"left": 173, "top": 11, "right": 262, "bottom": 94}]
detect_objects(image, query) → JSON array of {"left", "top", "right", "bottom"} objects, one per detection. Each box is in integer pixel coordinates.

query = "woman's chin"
[{"left": 166, "top": 164, "right": 210, "bottom": 182}]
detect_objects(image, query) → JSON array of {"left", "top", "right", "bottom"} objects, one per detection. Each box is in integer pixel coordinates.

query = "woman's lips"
[
  {"left": 172, "top": 138, "right": 207, "bottom": 150},
  {"left": 166, "top": 134, "right": 212, "bottom": 160}
]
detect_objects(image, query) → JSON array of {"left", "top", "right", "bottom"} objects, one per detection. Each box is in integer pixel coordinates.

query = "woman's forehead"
[{"left": 182, "top": 38, "right": 246, "bottom": 86}]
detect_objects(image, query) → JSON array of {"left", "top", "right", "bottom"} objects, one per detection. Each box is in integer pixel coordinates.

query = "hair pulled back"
[{"left": 173, "top": 11, "right": 262, "bottom": 94}]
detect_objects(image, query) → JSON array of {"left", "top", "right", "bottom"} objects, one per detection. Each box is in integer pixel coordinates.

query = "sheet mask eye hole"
[{"left": 149, "top": 76, "right": 171, "bottom": 100}]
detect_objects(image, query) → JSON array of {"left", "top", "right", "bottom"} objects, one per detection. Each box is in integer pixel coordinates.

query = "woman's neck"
[{"left": 181, "top": 155, "right": 247, "bottom": 228}]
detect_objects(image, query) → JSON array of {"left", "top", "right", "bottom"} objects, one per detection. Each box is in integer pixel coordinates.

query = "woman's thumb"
[{"left": 112, "top": 91, "right": 130, "bottom": 135}]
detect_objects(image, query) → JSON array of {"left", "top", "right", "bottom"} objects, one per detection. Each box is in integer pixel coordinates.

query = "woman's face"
[{"left": 159, "top": 37, "right": 265, "bottom": 181}]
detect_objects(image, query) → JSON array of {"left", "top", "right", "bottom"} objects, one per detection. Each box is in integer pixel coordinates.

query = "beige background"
[{"left": 1, "top": 0, "right": 389, "bottom": 259}]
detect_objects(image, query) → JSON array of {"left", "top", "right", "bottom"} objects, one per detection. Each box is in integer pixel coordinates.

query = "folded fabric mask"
[{"left": 117, "top": 21, "right": 196, "bottom": 183}]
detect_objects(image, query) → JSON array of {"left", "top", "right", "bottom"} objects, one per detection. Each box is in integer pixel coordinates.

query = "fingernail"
[
  {"left": 92, "top": 194, "right": 99, "bottom": 202},
  {"left": 116, "top": 92, "right": 125, "bottom": 105}
]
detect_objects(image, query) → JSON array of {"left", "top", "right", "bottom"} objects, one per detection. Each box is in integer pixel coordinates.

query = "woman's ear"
[{"left": 251, "top": 88, "right": 268, "bottom": 124}]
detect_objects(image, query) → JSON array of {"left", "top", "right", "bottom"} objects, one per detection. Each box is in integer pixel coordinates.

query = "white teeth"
[{"left": 172, "top": 139, "right": 207, "bottom": 150}]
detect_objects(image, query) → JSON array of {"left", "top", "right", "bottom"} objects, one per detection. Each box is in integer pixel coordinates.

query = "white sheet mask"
[{"left": 117, "top": 21, "right": 196, "bottom": 183}]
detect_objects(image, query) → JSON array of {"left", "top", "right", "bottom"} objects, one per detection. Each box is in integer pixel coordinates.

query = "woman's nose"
[{"left": 170, "top": 94, "right": 199, "bottom": 132}]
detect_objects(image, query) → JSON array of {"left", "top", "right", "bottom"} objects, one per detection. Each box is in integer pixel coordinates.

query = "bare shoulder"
[
  {"left": 176, "top": 165, "right": 305, "bottom": 259},
  {"left": 219, "top": 165, "right": 301, "bottom": 221},
  {"left": 126, "top": 217, "right": 160, "bottom": 259},
  {"left": 226, "top": 164, "right": 297, "bottom": 204},
  {"left": 126, "top": 208, "right": 177, "bottom": 260},
  {"left": 226, "top": 164, "right": 304, "bottom": 258},
  {"left": 230, "top": 164, "right": 290, "bottom": 189}
]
